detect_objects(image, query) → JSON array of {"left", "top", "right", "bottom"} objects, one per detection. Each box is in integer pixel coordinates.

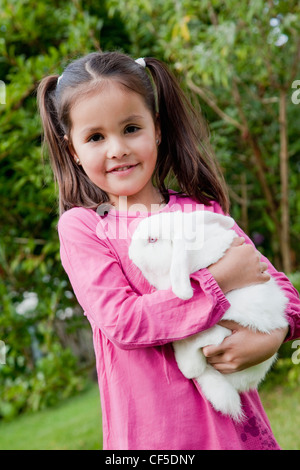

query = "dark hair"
[{"left": 37, "top": 51, "right": 229, "bottom": 214}]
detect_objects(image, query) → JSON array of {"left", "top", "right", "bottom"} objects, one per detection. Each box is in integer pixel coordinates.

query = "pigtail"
[
  {"left": 37, "top": 75, "right": 66, "bottom": 214},
  {"left": 37, "top": 75, "right": 108, "bottom": 214},
  {"left": 145, "top": 58, "right": 229, "bottom": 213}
]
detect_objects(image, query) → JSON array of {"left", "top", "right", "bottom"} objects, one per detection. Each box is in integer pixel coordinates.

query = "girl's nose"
[{"left": 106, "top": 136, "right": 128, "bottom": 159}]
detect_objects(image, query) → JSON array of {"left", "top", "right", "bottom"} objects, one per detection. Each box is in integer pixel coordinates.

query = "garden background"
[{"left": 0, "top": 0, "right": 299, "bottom": 450}]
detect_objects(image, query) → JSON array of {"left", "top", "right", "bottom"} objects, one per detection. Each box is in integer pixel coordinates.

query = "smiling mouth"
[{"left": 107, "top": 164, "right": 138, "bottom": 173}]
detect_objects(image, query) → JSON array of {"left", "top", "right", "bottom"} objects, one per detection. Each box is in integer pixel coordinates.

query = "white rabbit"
[{"left": 128, "top": 210, "right": 289, "bottom": 421}]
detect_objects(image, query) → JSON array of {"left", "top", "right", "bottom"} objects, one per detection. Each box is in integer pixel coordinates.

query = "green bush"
[
  {"left": 0, "top": 343, "right": 85, "bottom": 421},
  {"left": 288, "top": 272, "right": 300, "bottom": 293},
  {"left": 0, "top": 0, "right": 122, "bottom": 421},
  {"left": 1, "top": 0, "right": 299, "bottom": 421}
]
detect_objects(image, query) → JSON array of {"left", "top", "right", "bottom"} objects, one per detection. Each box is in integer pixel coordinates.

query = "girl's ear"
[{"left": 64, "top": 135, "right": 78, "bottom": 163}]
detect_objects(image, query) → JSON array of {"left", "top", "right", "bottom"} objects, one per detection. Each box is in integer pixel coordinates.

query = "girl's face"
[{"left": 68, "top": 81, "right": 161, "bottom": 210}]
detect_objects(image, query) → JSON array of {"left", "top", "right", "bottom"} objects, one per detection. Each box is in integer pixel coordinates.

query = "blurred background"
[{"left": 0, "top": 0, "right": 299, "bottom": 450}]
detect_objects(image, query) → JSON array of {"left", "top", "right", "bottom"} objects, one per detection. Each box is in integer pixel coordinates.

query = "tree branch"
[
  {"left": 279, "top": 89, "right": 292, "bottom": 272},
  {"left": 230, "top": 79, "right": 280, "bottom": 235},
  {"left": 186, "top": 78, "right": 245, "bottom": 132}
]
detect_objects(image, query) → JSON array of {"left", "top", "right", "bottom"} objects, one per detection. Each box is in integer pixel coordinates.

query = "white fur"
[{"left": 129, "top": 211, "right": 289, "bottom": 421}]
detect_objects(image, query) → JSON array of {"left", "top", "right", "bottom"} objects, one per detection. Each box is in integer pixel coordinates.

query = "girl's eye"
[
  {"left": 88, "top": 133, "right": 103, "bottom": 142},
  {"left": 125, "top": 125, "right": 140, "bottom": 134},
  {"left": 148, "top": 237, "right": 158, "bottom": 244}
]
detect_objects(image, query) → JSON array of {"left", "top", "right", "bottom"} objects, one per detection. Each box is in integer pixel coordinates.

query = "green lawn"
[
  {"left": 0, "top": 383, "right": 298, "bottom": 450},
  {"left": 0, "top": 384, "right": 102, "bottom": 450},
  {"left": 260, "top": 385, "right": 300, "bottom": 450}
]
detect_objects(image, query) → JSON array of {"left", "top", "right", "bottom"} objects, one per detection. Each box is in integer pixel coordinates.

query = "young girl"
[{"left": 37, "top": 51, "right": 300, "bottom": 450}]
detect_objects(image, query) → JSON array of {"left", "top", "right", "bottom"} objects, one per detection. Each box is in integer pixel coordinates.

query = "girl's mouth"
[{"left": 107, "top": 164, "right": 138, "bottom": 174}]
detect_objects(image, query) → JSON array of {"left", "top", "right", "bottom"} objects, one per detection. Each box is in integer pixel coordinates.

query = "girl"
[{"left": 37, "top": 51, "right": 300, "bottom": 450}]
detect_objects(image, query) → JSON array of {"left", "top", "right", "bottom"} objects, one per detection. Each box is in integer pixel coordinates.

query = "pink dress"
[{"left": 58, "top": 191, "right": 300, "bottom": 450}]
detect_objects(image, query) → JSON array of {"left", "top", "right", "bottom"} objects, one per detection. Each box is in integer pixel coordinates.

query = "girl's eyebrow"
[
  {"left": 80, "top": 114, "right": 145, "bottom": 136},
  {"left": 80, "top": 126, "right": 102, "bottom": 137},
  {"left": 119, "top": 114, "right": 144, "bottom": 125}
]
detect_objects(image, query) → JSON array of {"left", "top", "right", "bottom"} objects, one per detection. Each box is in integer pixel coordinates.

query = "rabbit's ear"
[
  {"left": 170, "top": 238, "right": 193, "bottom": 300},
  {"left": 202, "top": 211, "right": 235, "bottom": 229}
]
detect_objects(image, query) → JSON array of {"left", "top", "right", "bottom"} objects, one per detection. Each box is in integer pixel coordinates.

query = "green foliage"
[
  {"left": 0, "top": 343, "right": 85, "bottom": 421},
  {"left": 0, "top": 0, "right": 299, "bottom": 420},
  {"left": 288, "top": 272, "right": 300, "bottom": 293},
  {"left": 0, "top": 0, "right": 130, "bottom": 420},
  {"left": 108, "top": 0, "right": 300, "bottom": 272},
  {"left": 0, "top": 279, "right": 85, "bottom": 421}
]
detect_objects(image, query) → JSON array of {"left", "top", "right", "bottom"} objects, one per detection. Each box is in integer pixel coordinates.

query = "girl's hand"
[
  {"left": 207, "top": 237, "right": 270, "bottom": 294},
  {"left": 202, "top": 320, "right": 289, "bottom": 374}
]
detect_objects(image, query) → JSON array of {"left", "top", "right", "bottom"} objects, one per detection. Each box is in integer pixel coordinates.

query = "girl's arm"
[
  {"left": 232, "top": 221, "right": 300, "bottom": 342},
  {"left": 58, "top": 208, "right": 230, "bottom": 350},
  {"left": 203, "top": 218, "right": 300, "bottom": 373}
]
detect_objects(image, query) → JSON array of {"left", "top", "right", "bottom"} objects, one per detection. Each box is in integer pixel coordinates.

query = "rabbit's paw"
[
  {"left": 172, "top": 284, "right": 193, "bottom": 300},
  {"left": 196, "top": 369, "right": 245, "bottom": 422}
]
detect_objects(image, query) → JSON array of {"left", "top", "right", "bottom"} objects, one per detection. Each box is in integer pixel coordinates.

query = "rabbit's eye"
[{"left": 148, "top": 237, "right": 158, "bottom": 244}]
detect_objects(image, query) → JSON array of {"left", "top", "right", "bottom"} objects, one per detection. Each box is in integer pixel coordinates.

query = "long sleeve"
[{"left": 58, "top": 207, "right": 230, "bottom": 350}]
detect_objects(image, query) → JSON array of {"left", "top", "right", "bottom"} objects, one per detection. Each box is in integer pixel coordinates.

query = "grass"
[
  {"left": 0, "top": 384, "right": 102, "bottom": 450},
  {"left": 0, "top": 382, "right": 299, "bottom": 450},
  {"left": 260, "top": 384, "right": 300, "bottom": 450}
]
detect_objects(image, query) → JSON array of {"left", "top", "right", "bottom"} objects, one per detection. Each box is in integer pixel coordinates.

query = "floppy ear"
[
  {"left": 170, "top": 238, "right": 194, "bottom": 300},
  {"left": 202, "top": 211, "right": 235, "bottom": 230}
]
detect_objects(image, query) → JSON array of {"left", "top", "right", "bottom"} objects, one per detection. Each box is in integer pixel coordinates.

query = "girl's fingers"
[
  {"left": 202, "top": 343, "right": 225, "bottom": 358},
  {"left": 231, "top": 236, "right": 245, "bottom": 247},
  {"left": 202, "top": 321, "right": 238, "bottom": 360}
]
